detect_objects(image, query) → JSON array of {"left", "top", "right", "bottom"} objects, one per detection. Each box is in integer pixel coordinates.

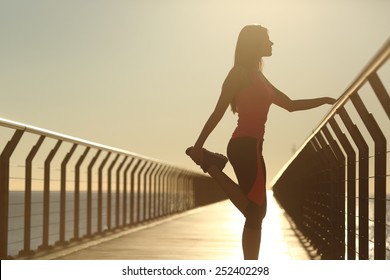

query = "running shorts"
[{"left": 227, "top": 137, "right": 267, "bottom": 224}]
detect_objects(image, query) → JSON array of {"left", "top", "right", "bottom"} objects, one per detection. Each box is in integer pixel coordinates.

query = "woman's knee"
[
  {"left": 244, "top": 217, "right": 263, "bottom": 229},
  {"left": 244, "top": 201, "right": 266, "bottom": 229}
]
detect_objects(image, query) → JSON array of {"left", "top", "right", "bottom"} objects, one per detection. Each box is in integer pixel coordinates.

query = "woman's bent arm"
[
  {"left": 190, "top": 68, "right": 243, "bottom": 163},
  {"left": 193, "top": 98, "right": 228, "bottom": 149},
  {"left": 190, "top": 92, "right": 230, "bottom": 164}
]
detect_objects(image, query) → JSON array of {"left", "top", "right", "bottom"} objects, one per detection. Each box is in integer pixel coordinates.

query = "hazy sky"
[{"left": 1, "top": 0, "right": 389, "bottom": 185}]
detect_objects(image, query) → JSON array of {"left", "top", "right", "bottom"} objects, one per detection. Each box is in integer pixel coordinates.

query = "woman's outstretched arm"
[{"left": 271, "top": 84, "right": 337, "bottom": 112}]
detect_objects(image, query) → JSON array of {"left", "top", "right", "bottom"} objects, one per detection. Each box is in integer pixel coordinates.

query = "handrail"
[
  {"left": 0, "top": 117, "right": 163, "bottom": 165},
  {"left": 271, "top": 37, "right": 390, "bottom": 187},
  {"left": 272, "top": 37, "right": 389, "bottom": 260},
  {"left": 313, "top": 37, "right": 389, "bottom": 137}
]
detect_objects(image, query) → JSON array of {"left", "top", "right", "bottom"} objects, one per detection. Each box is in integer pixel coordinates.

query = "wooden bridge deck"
[{"left": 37, "top": 191, "right": 315, "bottom": 260}]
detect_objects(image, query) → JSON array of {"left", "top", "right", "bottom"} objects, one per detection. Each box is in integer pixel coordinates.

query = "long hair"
[{"left": 230, "top": 25, "right": 268, "bottom": 113}]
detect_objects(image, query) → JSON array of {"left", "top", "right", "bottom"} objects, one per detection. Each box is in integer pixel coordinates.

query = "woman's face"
[{"left": 259, "top": 33, "right": 273, "bottom": 57}]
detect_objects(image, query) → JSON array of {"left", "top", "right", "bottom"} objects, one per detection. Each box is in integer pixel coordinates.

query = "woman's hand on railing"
[{"left": 323, "top": 97, "right": 337, "bottom": 105}]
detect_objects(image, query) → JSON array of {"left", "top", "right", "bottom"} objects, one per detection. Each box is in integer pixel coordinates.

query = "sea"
[{"left": 5, "top": 191, "right": 390, "bottom": 259}]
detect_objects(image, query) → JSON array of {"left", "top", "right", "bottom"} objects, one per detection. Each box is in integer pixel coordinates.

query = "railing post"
[
  {"left": 116, "top": 156, "right": 127, "bottom": 229},
  {"left": 107, "top": 154, "right": 120, "bottom": 230},
  {"left": 39, "top": 139, "right": 62, "bottom": 251},
  {"left": 368, "top": 72, "right": 390, "bottom": 119},
  {"left": 86, "top": 150, "right": 101, "bottom": 238},
  {"left": 147, "top": 163, "right": 158, "bottom": 220},
  {"left": 136, "top": 161, "right": 148, "bottom": 224},
  {"left": 184, "top": 171, "right": 191, "bottom": 211},
  {"left": 164, "top": 166, "right": 172, "bottom": 216},
  {"left": 154, "top": 165, "right": 164, "bottom": 217},
  {"left": 20, "top": 135, "right": 45, "bottom": 257},
  {"left": 350, "top": 93, "right": 387, "bottom": 260},
  {"left": 142, "top": 162, "right": 154, "bottom": 222},
  {"left": 177, "top": 171, "right": 186, "bottom": 212},
  {"left": 57, "top": 143, "right": 77, "bottom": 245},
  {"left": 338, "top": 107, "right": 369, "bottom": 259},
  {"left": 0, "top": 129, "right": 24, "bottom": 259},
  {"left": 186, "top": 172, "right": 192, "bottom": 210},
  {"left": 299, "top": 145, "right": 315, "bottom": 248},
  {"left": 130, "top": 159, "right": 141, "bottom": 225},
  {"left": 98, "top": 152, "right": 111, "bottom": 234},
  {"left": 123, "top": 158, "right": 135, "bottom": 226},
  {"left": 73, "top": 147, "right": 90, "bottom": 241},
  {"left": 182, "top": 171, "right": 190, "bottom": 211},
  {"left": 311, "top": 136, "right": 334, "bottom": 259},
  {"left": 172, "top": 168, "right": 180, "bottom": 214},
  {"left": 329, "top": 118, "right": 357, "bottom": 259},
  {"left": 152, "top": 165, "right": 163, "bottom": 219},
  {"left": 322, "top": 126, "right": 346, "bottom": 260}
]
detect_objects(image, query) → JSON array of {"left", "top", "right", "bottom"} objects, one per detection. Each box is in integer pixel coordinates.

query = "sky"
[{"left": 1, "top": 0, "right": 389, "bottom": 187}]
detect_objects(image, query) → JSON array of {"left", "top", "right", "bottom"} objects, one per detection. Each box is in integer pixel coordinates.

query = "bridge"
[{"left": 1, "top": 38, "right": 389, "bottom": 260}]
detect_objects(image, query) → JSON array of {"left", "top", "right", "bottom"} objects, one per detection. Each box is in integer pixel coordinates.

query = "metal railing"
[
  {"left": 0, "top": 119, "right": 225, "bottom": 259},
  {"left": 272, "top": 38, "right": 390, "bottom": 260}
]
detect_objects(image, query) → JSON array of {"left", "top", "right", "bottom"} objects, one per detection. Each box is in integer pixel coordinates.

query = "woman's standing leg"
[
  {"left": 242, "top": 227, "right": 262, "bottom": 259},
  {"left": 208, "top": 165, "right": 264, "bottom": 260},
  {"left": 242, "top": 200, "right": 266, "bottom": 259},
  {"left": 227, "top": 138, "right": 267, "bottom": 260}
]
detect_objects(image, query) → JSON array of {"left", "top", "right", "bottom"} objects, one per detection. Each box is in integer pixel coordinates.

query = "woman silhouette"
[{"left": 187, "top": 25, "right": 336, "bottom": 260}]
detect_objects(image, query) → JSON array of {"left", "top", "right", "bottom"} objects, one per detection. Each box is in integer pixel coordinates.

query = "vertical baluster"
[
  {"left": 57, "top": 144, "right": 77, "bottom": 245},
  {"left": 0, "top": 130, "right": 24, "bottom": 259},
  {"left": 142, "top": 162, "right": 153, "bottom": 222},
  {"left": 39, "top": 140, "right": 62, "bottom": 251},
  {"left": 73, "top": 147, "right": 90, "bottom": 241},
  {"left": 310, "top": 137, "right": 331, "bottom": 258},
  {"left": 147, "top": 163, "right": 158, "bottom": 221},
  {"left": 152, "top": 165, "right": 162, "bottom": 219},
  {"left": 136, "top": 161, "right": 148, "bottom": 224},
  {"left": 329, "top": 118, "right": 357, "bottom": 259},
  {"left": 86, "top": 150, "right": 101, "bottom": 238},
  {"left": 20, "top": 135, "right": 44, "bottom": 257},
  {"left": 123, "top": 158, "right": 134, "bottom": 226},
  {"left": 107, "top": 154, "right": 120, "bottom": 230},
  {"left": 116, "top": 156, "right": 127, "bottom": 228},
  {"left": 368, "top": 72, "right": 390, "bottom": 119},
  {"left": 339, "top": 107, "right": 369, "bottom": 259},
  {"left": 98, "top": 152, "right": 111, "bottom": 234},
  {"left": 130, "top": 160, "right": 141, "bottom": 225},
  {"left": 160, "top": 166, "right": 170, "bottom": 217},
  {"left": 351, "top": 93, "right": 387, "bottom": 260},
  {"left": 322, "top": 126, "right": 346, "bottom": 259}
]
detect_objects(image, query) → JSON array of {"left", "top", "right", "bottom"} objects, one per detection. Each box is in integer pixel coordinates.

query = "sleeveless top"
[{"left": 231, "top": 72, "right": 275, "bottom": 141}]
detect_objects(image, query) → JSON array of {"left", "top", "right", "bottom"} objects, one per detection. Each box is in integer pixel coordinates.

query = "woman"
[{"left": 187, "top": 25, "right": 336, "bottom": 260}]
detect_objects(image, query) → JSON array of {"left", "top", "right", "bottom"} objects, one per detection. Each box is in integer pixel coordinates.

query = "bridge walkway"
[{"left": 38, "top": 191, "right": 315, "bottom": 260}]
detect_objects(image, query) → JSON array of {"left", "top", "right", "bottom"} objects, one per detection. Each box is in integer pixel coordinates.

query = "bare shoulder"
[{"left": 223, "top": 66, "right": 250, "bottom": 91}]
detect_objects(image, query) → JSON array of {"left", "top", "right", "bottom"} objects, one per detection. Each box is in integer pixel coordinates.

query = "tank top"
[{"left": 232, "top": 72, "right": 275, "bottom": 141}]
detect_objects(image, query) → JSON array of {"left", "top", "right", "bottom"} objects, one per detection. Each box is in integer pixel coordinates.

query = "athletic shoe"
[{"left": 185, "top": 146, "right": 228, "bottom": 173}]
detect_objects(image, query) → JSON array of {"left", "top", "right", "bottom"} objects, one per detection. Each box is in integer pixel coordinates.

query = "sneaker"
[{"left": 185, "top": 146, "right": 228, "bottom": 173}]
